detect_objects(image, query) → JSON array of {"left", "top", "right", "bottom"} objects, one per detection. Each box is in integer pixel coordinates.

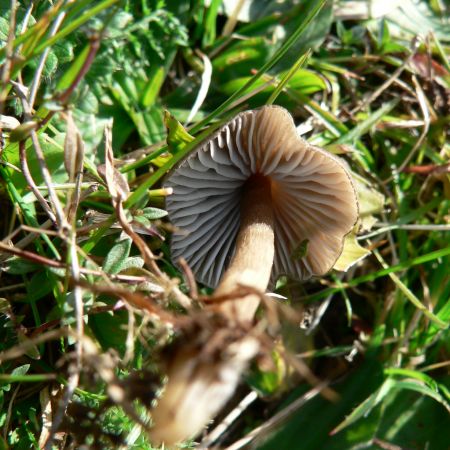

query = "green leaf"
[
  {"left": 125, "top": 118, "right": 224, "bottom": 207},
  {"left": 351, "top": 171, "right": 385, "bottom": 231},
  {"left": 56, "top": 43, "right": 91, "bottom": 93},
  {"left": 141, "top": 66, "right": 165, "bottom": 107},
  {"left": 11, "top": 364, "right": 30, "bottom": 377},
  {"left": 132, "top": 215, "right": 152, "bottom": 228},
  {"left": 286, "top": 68, "right": 327, "bottom": 94},
  {"left": 27, "top": 271, "right": 53, "bottom": 302},
  {"left": 247, "top": 349, "right": 287, "bottom": 396},
  {"left": 102, "top": 237, "right": 132, "bottom": 275},
  {"left": 3, "top": 257, "right": 39, "bottom": 275},
  {"left": 423, "top": 298, "right": 450, "bottom": 345},
  {"left": 190, "top": 0, "right": 327, "bottom": 135},
  {"left": 140, "top": 207, "right": 168, "bottom": 220},
  {"left": 3, "top": 134, "right": 67, "bottom": 197},
  {"left": 384, "top": 0, "right": 450, "bottom": 42},
  {"left": 8, "top": 121, "right": 38, "bottom": 142},
  {"left": 333, "top": 233, "right": 370, "bottom": 272},
  {"left": 291, "top": 239, "right": 310, "bottom": 261},
  {"left": 119, "top": 256, "right": 144, "bottom": 271},
  {"left": 212, "top": 37, "right": 272, "bottom": 85},
  {"left": 379, "top": 19, "right": 391, "bottom": 50},
  {"left": 30, "top": 0, "right": 121, "bottom": 58},
  {"left": 202, "top": 0, "right": 221, "bottom": 47},
  {"left": 384, "top": 368, "right": 440, "bottom": 393},
  {"left": 372, "top": 249, "right": 448, "bottom": 330},
  {"left": 388, "top": 380, "right": 450, "bottom": 412},
  {"left": 89, "top": 309, "right": 129, "bottom": 355},
  {"left": 164, "top": 110, "right": 195, "bottom": 154}
]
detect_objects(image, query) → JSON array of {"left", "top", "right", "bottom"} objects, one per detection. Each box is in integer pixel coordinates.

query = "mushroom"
[
  {"left": 165, "top": 105, "right": 358, "bottom": 321},
  {"left": 149, "top": 106, "right": 359, "bottom": 446}
]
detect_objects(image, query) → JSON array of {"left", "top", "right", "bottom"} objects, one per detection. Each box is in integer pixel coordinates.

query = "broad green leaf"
[
  {"left": 218, "top": 68, "right": 326, "bottom": 98},
  {"left": 212, "top": 37, "right": 272, "bottom": 85},
  {"left": 272, "top": 50, "right": 314, "bottom": 105},
  {"left": 132, "top": 215, "right": 152, "bottom": 229},
  {"left": 27, "top": 271, "right": 53, "bottom": 302},
  {"left": 3, "top": 134, "right": 67, "bottom": 198},
  {"left": 286, "top": 68, "right": 327, "bottom": 94},
  {"left": 88, "top": 309, "right": 129, "bottom": 355}
]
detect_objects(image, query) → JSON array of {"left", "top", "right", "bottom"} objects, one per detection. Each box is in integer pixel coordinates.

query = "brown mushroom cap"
[{"left": 165, "top": 105, "right": 358, "bottom": 288}]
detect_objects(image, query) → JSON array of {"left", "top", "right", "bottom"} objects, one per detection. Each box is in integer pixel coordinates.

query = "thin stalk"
[
  {"left": 214, "top": 176, "right": 274, "bottom": 322},
  {"left": 30, "top": 0, "right": 119, "bottom": 58},
  {"left": 0, "top": 0, "right": 18, "bottom": 114},
  {"left": 28, "top": 10, "right": 67, "bottom": 109},
  {"left": 19, "top": 141, "right": 57, "bottom": 223}
]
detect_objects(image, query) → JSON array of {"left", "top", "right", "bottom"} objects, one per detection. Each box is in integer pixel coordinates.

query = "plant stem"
[{"left": 214, "top": 175, "right": 274, "bottom": 322}]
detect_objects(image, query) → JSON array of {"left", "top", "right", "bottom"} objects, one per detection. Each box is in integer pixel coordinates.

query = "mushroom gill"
[{"left": 165, "top": 105, "right": 358, "bottom": 288}]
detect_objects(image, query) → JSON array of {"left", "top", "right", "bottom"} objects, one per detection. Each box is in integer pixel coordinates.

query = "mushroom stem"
[{"left": 214, "top": 175, "right": 274, "bottom": 322}]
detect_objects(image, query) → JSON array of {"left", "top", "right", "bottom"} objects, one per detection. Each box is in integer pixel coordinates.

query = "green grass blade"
[
  {"left": 335, "top": 99, "right": 399, "bottom": 145},
  {"left": 122, "top": 0, "right": 325, "bottom": 177},
  {"left": 307, "top": 246, "right": 450, "bottom": 313},
  {"left": 372, "top": 248, "right": 448, "bottom": 329},
  {"left": 125, "top": 120, "right": 225, "bottom": 208},
  {"left": 0, "top": 166, "right": 61, "bottom": 260},
  {"left": 189, "top": 0, "right": 327, "bottom": 134},
  {"left": 266, "top": 50, "right": 312, "bottom": 105},
  {"left": 30, "top": 0, "right": 120, "bottom": 58}
]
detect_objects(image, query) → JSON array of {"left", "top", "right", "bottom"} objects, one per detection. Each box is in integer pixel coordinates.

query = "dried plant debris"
[{"left": 150, "top": 313, "right": 261, "bottom": 445}]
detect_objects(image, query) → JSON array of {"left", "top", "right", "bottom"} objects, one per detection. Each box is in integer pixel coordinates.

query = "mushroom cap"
[{"left": 165, "top": 105, "right": 358, "bottom": 288}]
